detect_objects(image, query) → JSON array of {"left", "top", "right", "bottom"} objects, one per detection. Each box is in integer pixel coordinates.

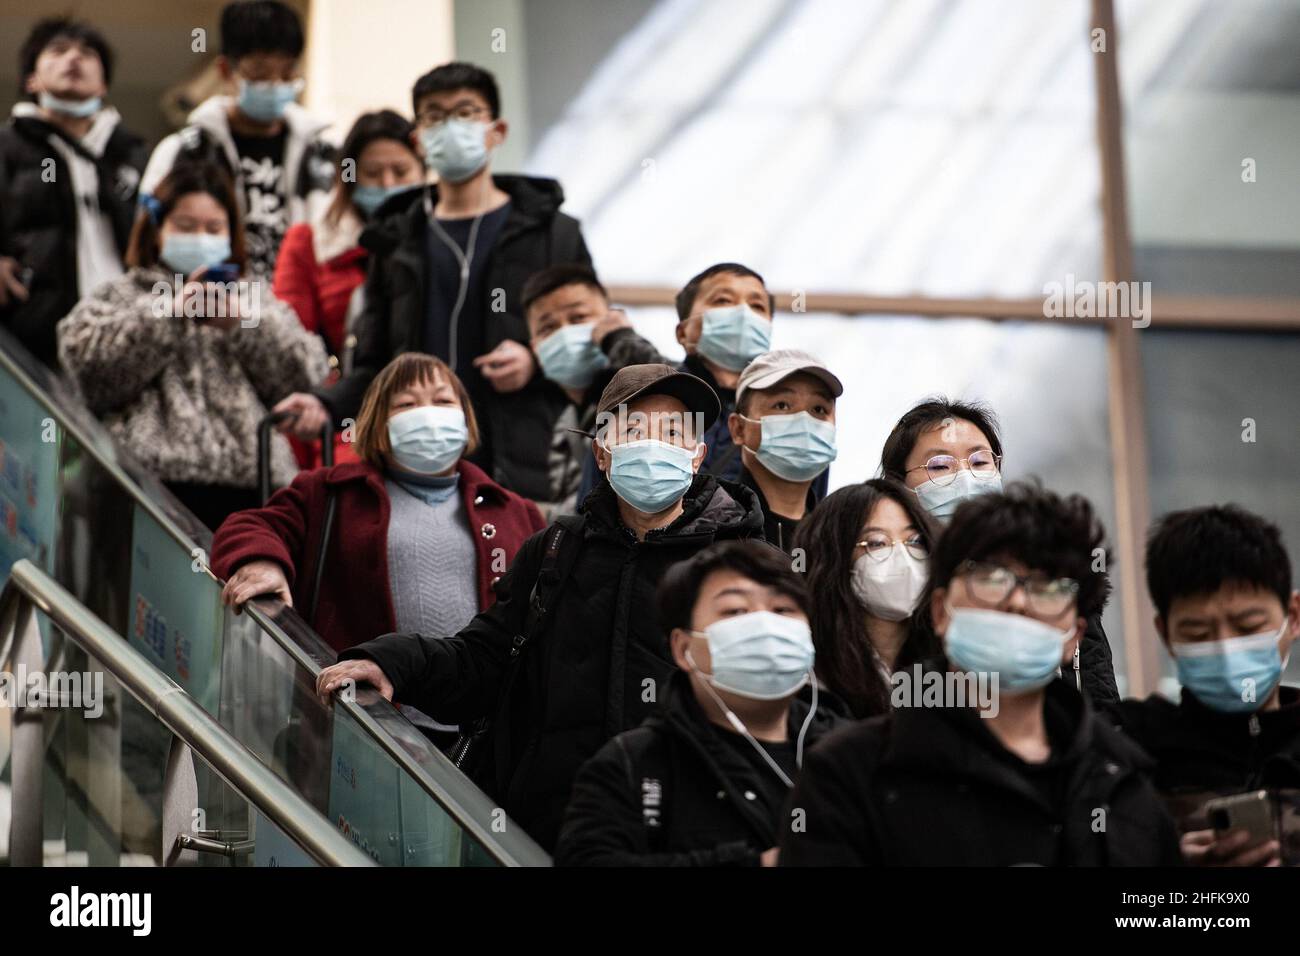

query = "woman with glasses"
[
  {"left": 879, "top": 396, "right": 1004, "bottom": 522},
  {"left": 878, "top": 396, "right": 1120, "bottom": 704},
  {"left": 793, "top": 479, "right": 941, "bottom": 718}
]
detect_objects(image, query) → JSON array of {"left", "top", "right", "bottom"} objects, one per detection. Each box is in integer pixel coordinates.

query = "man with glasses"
[
  {"left": 880, "top": 397, "right": 1120, "bottom": 704},
  {"left": 728, "top": 350, "right": 841, "bottom": 552},
  {"left": 141, "top": 1, "right": 334, "bottom": 278},
  {"left": 276, "top": 61, "right": 593, "bottom": 504},
  {"left": 315, "top": 364, "right": 764, "bottom": 850},
  {"left": 781, "top": 481, "right": 1181, "bottom": 866}
]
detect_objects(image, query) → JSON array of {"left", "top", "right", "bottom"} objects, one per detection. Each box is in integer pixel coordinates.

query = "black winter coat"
[
  {"left": 780, "top": 659, "right": 1183, "bottom": 866},
  {"left": 315, "top": 175, "right": 592, "bottom": 501},
  {"left": 1108, "top": 685, "right": 1300, "bottom": 799},
  {"left": 341, "top": 473, "right": 765, "bottom": 850},
  {"left": 0, "top": 113, "right": 146, "bottom": 367},
  {"left": 555, "top": 670, "right": 842, "bottom": 866}
]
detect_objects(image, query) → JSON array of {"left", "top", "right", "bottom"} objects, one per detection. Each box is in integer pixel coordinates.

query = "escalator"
[{"left": 0, "top": 331, "right": 548, "bottom": 867}]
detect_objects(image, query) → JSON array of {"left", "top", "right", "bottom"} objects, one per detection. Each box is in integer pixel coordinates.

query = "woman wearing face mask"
[
  {"left": 273, "top": 110, "right": 424, "bottom": 375},
  {"left": 794, "top": 480, "right": 941, "bottom": 718},
  {"left": 57, "top": 161, "right": 328, "bottom": 530},
  {"left": 212, "top": 352, "right": 545, "bottom": 674},
  {"left": 880, "top": 395, "right": 1121, "bottom": 705}
]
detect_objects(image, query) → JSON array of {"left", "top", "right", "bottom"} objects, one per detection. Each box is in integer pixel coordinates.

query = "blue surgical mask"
[
  {"left": 916, "top": 469, "right": 1003, "bottom": 522},
  {"left": 387, "top": 405, "right": 468, "bottom": 475},
  {"left": 161, "top": 232, "right": 232, "bottom": 276},
  {"left": 696, "top": 304, "right": 772, "bottom": 372},
  {"left": 420, "top": 119, "right": 489, "bottom": 184},
  {"left": 352, "top": 183, "right": 418, "bottom": 218},
  {"left": 1174, "top": 623, "right": 1290, "bottom": 713},
  {"left": 694, "top": 611, "right": 815, "bottom": 701},
  {"left": 742, "top": 411, "right": 837, "bottom": 482},
  {"left": 603, "top": 438, "right": 697, "bottom": 514},
  {"left": 237, "top": 79, "right": 301, "bottom": 123},
  {"left": 39, "top": 91, "right": 101, "bottom": 117},
  {"left": 944, "top": 604, "right": 1073, "bottom": 694},
  {"left": 536, "top": 323, "right": 609, "bottom": 390}
]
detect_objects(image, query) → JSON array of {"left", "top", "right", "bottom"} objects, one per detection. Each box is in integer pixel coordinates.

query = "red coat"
[
  {"left": 211, "top": 458, "right": 546, "bottom": 653},
  {"left": 272, "top": 220, "right": 368, "bottom": 356}
]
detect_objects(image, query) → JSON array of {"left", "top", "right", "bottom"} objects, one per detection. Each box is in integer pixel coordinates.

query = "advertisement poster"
[
  {"left": 0, "top": 367, "right": 59, "bottom": 581},
  {"left": 326, "top": 711, "right": 401, "bottom": 866},
  {"left": 128, "top": 507, "right": 224, "bottom": 713},
  {"left": 252, "top": 809, "right": 317, "bottom": 868}
]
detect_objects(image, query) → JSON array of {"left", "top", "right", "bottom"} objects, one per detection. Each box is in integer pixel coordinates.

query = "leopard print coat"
[{"left": 58, "top": 266, "right": 329, "bottom": 490}]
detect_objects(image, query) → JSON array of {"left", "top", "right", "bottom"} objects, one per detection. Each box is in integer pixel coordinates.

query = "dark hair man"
[
  {"left": 781, "top": 483, "right": 1182, "bottom": 866},
  {"left": 1, "top": 16, "right": 146, "bottom": 368}
]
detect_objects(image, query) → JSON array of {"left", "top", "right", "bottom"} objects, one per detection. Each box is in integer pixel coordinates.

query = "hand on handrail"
[{"left": 317, "top": 658, "right": 394, "bottom": 707}]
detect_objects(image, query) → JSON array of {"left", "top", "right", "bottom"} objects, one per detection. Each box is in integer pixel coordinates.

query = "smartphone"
[
  {"left": 1204, "top": 790, "right": 1276, "bottom": 847},
  {"left": 202, "top": 263, "right": 239, "bottom": 284}
]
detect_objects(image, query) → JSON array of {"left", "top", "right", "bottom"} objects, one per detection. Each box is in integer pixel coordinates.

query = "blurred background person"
[
  {"left": 274, "top": 61, "right": 591, "bottom": 505},
  {"left": 57, "top": 161, "right": 328, "bottom": 530},
  {"left": 794, "top": 479, "right": 940, "bottom": 718},
  {"left": 0, "top": 15, "right": 145, "bottom": 369},
  {"left": 272, "top": 108, "right": 425, "bottom": 465},
  {"left": 140, "top": 0, "right": 334, "bottom": 279},
  {"left": 521, "top": 263, "right": 666, "bottom": 517}
]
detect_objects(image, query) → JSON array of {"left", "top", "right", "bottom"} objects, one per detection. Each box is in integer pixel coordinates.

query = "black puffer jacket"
[
  {"left": 0, "top": 110, "right": 145, "bottom": 367},
  {"left": 555, "top": 670, "right": 842, "bottom": 866},
  {"left": 780, "top": 658, "right": 1183, "bottom": 866},
  {"left": 342, "top": 473, "right": 765, "bottom": 850},
  {"left": 1108, "top": 686, "right": 1300, "bottom": 798},
  {"left": 316, "top": 175, "right": 592, "bottom": 501}
]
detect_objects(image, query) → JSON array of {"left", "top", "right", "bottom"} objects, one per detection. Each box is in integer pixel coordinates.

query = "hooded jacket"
[
  {"left": 780, "top": 658, "right": 1183, "bottom": 866},
  {"left": 555, "top": 670, "right": 842, "bottom": 866},
  {"left": 341, "top": 472, "right": 765, "bottom": 850},
  {"left": 0, "top": 103, "right": 146, "bottom": 367},
  {"left": 140, "top": 96, "right": 335, "bottom": 271},
  {"left": 57, "top": 266, "right": 329, "bottom": 489},
  {"left": 314, "top": 176, "right": 592, "bottom": 502}
]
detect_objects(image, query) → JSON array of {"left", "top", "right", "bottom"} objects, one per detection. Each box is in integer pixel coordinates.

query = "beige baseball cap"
[{"left": 736, "top": 349, "right": 843, "bottom": 409}]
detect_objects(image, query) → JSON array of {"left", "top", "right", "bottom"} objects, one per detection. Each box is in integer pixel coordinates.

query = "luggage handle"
[{"left": 257, "top": 411, "right": 336, "bottom": 504}]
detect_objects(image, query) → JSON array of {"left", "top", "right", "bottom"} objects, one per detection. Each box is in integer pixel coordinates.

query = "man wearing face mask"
[
  {"left": 140, "top": 2, "right": 334, "bottom": 279},
  {"left": 522, "top": 265, "right": 669, "bottom": 518},
  {"left": 730, "top": 350, "right": 841, "bottom": 552},
  {"left": 1109, "top": 505, "right": 1300, "bottom": 867},
  {"left": 555, "top": 540, "right": 841, "bottom": 866},
  {"left": 315, "top": 364, "right": 764, "bottom": 850},
  {"left": 276, "top": 62, "right": 593, "bottom": 504},
  {"left": 781, "top": 482, "right": 1182, "bottom": 866},
  {"left": 1, "top": 17, "right": 146, "bottom": 370}
]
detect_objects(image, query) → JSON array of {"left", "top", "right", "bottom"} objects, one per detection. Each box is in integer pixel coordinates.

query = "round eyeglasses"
[
  {"left": 907, "top": 451, "right": 1002, "bottom": 488},
  {"left": 856, "top": 536, "right": 929, "bottom": 562}
]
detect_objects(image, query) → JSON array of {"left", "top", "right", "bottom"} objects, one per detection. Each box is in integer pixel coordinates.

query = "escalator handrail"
[
  {"left": 0, "top": 339, "right": 549, "bottom": 866},
  {"left": 1, "top": 559, "right": 376, "bottom": 867}
]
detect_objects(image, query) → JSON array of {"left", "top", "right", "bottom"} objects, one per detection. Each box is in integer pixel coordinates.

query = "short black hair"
[
  {"left": 880, "top": 396, "right": 1004, "bottom": 482},
  {"left": 520, "top": 264, "right": 608, "bottom": 317},
  {"left": 930, "top": 480, "right": 1111, "bottom": 620},
  {"left": 220, "top": 1, "right": 305, "bottom": 60},
  {"left": 674, "top": 262, "right": 774, "bottom": 322},
  {"left": 411, "top": 61, "right": 500, "bottom": 119},
  {"left": 19, "top": 17, "right": 113, "bottom": 100},
  {"left": 1146, "top": 504, "right": 1292, "bottom": 621},
  {"left": 657, "top": 540, "right": 806, "bottom": 634}
]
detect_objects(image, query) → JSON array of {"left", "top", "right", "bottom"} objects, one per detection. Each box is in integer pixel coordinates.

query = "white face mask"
[{"left": 852, "top": 545, "right": 928, "bottom": 622}]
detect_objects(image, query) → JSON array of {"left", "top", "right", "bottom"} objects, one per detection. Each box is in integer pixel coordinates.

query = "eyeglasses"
[
  {"left": 415, "top": 104, "right": 489, "bottom": 127},
  {"left": 956, "top": 560, "right": 1078, "bottom": 616},
  {"left": 907, "top": 451, "right": 1002, "bottom": 487},
  {"left": 856, "top": 536, "right": 928, "bottom": 562}
]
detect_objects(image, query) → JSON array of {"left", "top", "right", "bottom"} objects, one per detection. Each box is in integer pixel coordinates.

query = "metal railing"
[{"left": 1, "top": 559, "right": 375, "bottom": 867}]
